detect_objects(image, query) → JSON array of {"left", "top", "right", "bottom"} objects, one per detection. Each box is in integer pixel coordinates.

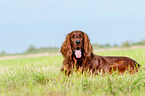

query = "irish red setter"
[{"left": 61, "top": 30, "right": 141, "bottom": 75}]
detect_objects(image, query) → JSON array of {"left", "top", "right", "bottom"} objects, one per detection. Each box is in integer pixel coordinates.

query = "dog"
[{"left": 60, "top": 30, "right": 141, "bottom": 75}]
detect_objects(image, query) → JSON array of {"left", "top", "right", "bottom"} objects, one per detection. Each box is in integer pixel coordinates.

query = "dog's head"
[{"left": 61, "top": 30, "right": 92, "bottom": 60}]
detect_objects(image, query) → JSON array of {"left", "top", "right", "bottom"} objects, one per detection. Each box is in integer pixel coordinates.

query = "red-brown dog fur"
[{"left": 61, "top": 30, "right": 140, "bottom": 75}]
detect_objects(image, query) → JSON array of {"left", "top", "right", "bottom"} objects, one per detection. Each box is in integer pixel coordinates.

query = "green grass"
[{"left": 0, "top": 49, "right": 145, "bottom": 96}]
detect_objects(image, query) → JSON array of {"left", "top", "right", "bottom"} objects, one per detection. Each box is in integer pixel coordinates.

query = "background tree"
[
  {"left": 26, "top": 45, "right": 36, "bottom": 52},
  {"left": 121, "top": 41, "right": 131, "bottom": 47}
]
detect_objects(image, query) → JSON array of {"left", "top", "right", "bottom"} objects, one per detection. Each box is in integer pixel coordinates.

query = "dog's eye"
[
  {"left": 79, "top": 34, "right": 83, "bottom": 38},
  {"left": 71, "top": 35, "right": 75, "bottom": 38}
]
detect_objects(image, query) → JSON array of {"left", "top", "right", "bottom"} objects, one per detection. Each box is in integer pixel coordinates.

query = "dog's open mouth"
[{"left": 75, "top": 49, "right": 82, "bottom": 58}]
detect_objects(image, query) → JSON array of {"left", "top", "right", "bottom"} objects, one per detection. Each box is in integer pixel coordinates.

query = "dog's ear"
[
  {"left": 83, "top": 33, "right": 92, "bottom": 60},
  {"left": 61, "top": 33, "right": 73, "bottom": 60}
]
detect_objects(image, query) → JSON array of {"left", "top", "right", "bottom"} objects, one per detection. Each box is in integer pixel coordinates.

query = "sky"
[{"left": 0, "top": 0, "right": 145, "bottom": 53}]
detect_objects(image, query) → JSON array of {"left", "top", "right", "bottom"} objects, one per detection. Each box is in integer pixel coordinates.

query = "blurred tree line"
[
  {"left": 24, "top": 39, "right": 145, "bottom": 53},
  {"left": 1, "top": 39, "right": 145, "bottom": 56},
  {"left": 25, "top": 45, "right": 59, "bottom": 54},
  {"left": 120, "top": 39, "right": 145, "bottom": 47}
]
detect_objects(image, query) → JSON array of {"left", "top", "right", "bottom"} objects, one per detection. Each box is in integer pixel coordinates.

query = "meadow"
[{"left": 0, "top": 49, "right": 145, "bottom": 96}]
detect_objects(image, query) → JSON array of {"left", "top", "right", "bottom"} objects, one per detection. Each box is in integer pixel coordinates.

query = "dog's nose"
[{"left": 75, "top": 40, "right": 81, "bottom": 45}]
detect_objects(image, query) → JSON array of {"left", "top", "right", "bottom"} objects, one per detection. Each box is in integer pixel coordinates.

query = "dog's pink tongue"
[{"left": 75, "top": 50, "right": 82, "bottom": 58}]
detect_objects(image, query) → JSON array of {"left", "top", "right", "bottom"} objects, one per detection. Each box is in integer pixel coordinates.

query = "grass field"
[{"left": 0, "top": 49, "right": 145, "bottom": 96}]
